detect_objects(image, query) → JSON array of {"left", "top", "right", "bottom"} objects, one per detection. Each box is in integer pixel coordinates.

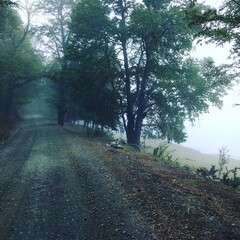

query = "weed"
[
  {"left": 211, "top": 200, "right": 225, "bottom": 214},
  {"left": 180, "top": 178, "right": 202, "bottom": 186},
  {"left": 153, "top": 144, "right": 180, "bottom": 167},
  {"left": 222, "top": 167, "right": 240, "bottom": 189},
  {"left": 196, "top": 165, "right": 218, "bottom": 179},
  {"left": 123, "top": 145, "right": 140, "bottom": 152},
  {"left": 218, "top": 146, "right": 230, "bottom": 178}
]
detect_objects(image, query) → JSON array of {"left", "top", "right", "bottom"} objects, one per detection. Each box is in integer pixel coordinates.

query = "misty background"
[
  {"left": 169, "top": 0, "right": 240, "bottom": 159},
  {"left": 183, "top": 42, "right": 240, "bottom": 159}
]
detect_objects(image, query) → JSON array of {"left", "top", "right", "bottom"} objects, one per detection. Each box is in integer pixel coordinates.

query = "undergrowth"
[
  {"left": 196, "top": 147, "right": 240, "bottom": 190},
  {"left": 152, "top": 144, "right": 240, "bottom": 190},
  {"left": 153, "top": 143, "right": 180, "bottom": 167},
  {"left": 64, "top": 123, "right": 114, "bottom": 142}
]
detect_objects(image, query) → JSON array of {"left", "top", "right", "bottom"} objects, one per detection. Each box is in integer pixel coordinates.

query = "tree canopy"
[
  {"left": 36, "top": 0, "right": 77, "bottom": 126},
  {"left": 186, "top": 0, "right": 240, "bottom": 62},
  {"left": 0, "top": 0, "right": 235, "bottom": 146},
  {"left": 0, "top": 0, "right": 15, "bottom": 6},
  {"left": 67, "top": 0, "right": 232, "bottom": 145},
  {"left": 0, "top": 4, "right": 43, "bottom": 130}
]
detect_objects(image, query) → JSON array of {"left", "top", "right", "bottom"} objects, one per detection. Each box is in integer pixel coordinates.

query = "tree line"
[
  {"left": 0, "top": 0, "right": 43, "bottom": 139},
  {"left": 0, "top": 0, "right": 239, "bottom": 146}
]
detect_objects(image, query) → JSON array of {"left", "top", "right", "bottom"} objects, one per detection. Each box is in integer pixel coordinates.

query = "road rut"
[{"left": 0, "top": 119, "right": 153, "bottom": 240}]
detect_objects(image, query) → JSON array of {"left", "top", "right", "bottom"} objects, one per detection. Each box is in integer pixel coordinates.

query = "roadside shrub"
[
  {"left": 153, "top": 144, "right": 179, "bottom": 167},
  {"left": 218, "top": 146, "right": 230, "bottom": 178},
  {"left": 195, "top": 147, "right": 240, "bottom": 189},
  {"left": 196, "top": 165, "right": 218, "bottom": 179},
  {"left": 222, "top": 167, "right": 240, "bottom": 189}
]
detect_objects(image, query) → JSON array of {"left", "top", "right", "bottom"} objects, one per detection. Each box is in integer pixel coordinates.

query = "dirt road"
[{"left": 0, "top": 119, "right": 153, "bottom": 240}]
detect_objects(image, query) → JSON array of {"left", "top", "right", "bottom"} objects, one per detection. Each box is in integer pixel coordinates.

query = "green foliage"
[
  {"left": 153, "top": 144, "right": 179, "bottom": 166},
  {"left": 180, "top": 178, "right": 202, "bottom": 186},
  {"left": 195, "top": 147, "right": 240, "bottom": 189},
  {"left": 222, "top": 167, "right": 240, "bottom": 189},
  {"left": 123, "top": 144, "right": 140, "bottom": 153},
  {"left": 65, "top": 123, "right": 114, "bottom": 142},
  {"left": 218, "top": 146, "right": 230, "bottom": 178},
  {"left": 185, "top": 0, "right": 240, "bottom": 61},
  {"left": 196, "top": 165, "right": 218, "bottom": 179},
  {"left": 0, "top": 5, "right": 43, "bottom": 127},
  {"left": 66, "top": 0, "right": 119, "bottom": 129},
  {"left": 0, "top": 0, "right": 15, "bottom": 7},
  {"left": 66, "top": 0, "right": 233, "bottom": 146}
]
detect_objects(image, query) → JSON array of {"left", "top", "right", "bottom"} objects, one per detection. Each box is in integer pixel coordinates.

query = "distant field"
[{"left": 143, "top": 139, "right": 240, "bottom": 170}]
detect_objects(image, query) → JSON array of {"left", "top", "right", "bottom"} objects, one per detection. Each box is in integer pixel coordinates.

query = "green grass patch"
[
  {"left": 64, "top": 123, "right": 114, "bottom": 142},
  {"left": 179, "top": 178, "right": 202, "bottom": 186},
  {"left": 123, "top": 144, "right": 141, "bottom": 152}
]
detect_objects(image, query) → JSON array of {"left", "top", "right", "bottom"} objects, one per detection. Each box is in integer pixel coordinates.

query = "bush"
[
  {"left": 222, "top": 167, "right": 240, "bottom": 189},
  {"left": 196, "top": 165, "right": 218, "bottom": 179}
]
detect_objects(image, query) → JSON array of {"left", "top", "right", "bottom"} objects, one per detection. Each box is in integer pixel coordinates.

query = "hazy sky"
[
  {"left": 182, "top": 0, "right": 240, "bottom": 159},
  {"left": 184, "top": 43, "right": 240, "bottom": 158}
]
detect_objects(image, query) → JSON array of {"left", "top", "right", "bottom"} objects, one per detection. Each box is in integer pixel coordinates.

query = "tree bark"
[{"left": 126, "top": 112, "right": 144, "bottom": 146}]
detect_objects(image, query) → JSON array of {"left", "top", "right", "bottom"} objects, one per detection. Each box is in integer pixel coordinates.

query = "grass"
[
  {"left": 179, "top": 178, "right": 202, "bottom": 186},
  {"left": 64, "top": 122, "right": 114, "bottom": 142},
  {"left": 143, "top": 139, "right": 240, "bottom": 171},
  {"left": 65, "top": 124, "right": 240, "bottom": 173},
  {"left": 123, "top": 145, "right": 140, "bottom": 152}
]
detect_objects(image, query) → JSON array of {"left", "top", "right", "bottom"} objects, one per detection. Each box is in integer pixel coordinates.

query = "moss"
[
  {"left": 211, "top": 200, "right": 225, "bottom": 214},
  {"left": 123, "top": 145, "right": 140, "bottom": 152},
  {"left": 179, "top": 178, "right": 202, "bottom": 186}
]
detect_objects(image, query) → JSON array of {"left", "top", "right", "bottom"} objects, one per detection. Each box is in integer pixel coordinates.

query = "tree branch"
[
  {"left": 12, "top": 72, "right": 47, "bottom": 90},
  {"left": 231, "top": 0, "right": 240, "bottom": 6},
  {"left": 0, "top": 0, "right": 16, "bottom": 6}
]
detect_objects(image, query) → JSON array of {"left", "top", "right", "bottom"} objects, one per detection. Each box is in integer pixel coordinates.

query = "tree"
[
  {"left": 36, "top": 0, "right": 76, "bottom": 126},
  {"left": 67, "top": 0, "right": 119, "bottom": 129},
  {"left": 186, "top": 0, "right": 240, "bottom": 62},
  {"left": 0, "top": 5, "right": 43, "bottom": 123},
  {"left": 0, "top": 0, "right": 15, "bottom": 6},
  {"left": 69, "top": 0, "right": 232, "bottom": 146}
]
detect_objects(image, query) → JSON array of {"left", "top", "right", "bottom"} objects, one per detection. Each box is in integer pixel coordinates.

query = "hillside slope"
[{"left": 89, "top": 139, "right": 240, "bottom": 239}]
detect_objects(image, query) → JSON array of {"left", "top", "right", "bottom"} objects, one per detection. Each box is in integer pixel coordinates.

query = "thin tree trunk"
[
  {"left": 4, "top": 87, "right": 15, "bottom": 123},
  {"left": 57, "top": 106, "right": 65, "bottom": 126}
]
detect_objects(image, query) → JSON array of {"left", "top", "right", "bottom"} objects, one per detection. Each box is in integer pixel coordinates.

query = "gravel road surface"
[{"left": 0, "top": 119, "right": 153, "bottom": 240}]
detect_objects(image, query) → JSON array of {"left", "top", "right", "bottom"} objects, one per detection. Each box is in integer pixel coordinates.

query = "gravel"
[{"left": 0, "top": 119, "right": 154, "bottom": 240}]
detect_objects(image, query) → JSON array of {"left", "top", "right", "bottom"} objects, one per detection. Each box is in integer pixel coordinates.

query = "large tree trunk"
[
  {"left": 126, "top": 113, "right": 143, "bottom": 147},
  {"left": 126, "top": 128, "right": 142, "bottom": 146},
  {"left": 118, "top": 0, "right": 147, "bottom": 148}
]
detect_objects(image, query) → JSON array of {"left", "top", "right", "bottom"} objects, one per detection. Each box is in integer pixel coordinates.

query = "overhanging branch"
[{"left": 12, "top": 72, "right": 47, "bottom": 90}]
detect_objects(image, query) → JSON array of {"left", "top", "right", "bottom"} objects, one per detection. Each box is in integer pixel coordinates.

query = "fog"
[
  {"left": 19, "top": 80, "right": 56, "bottom": 120},
  {"left": 177, "top": 0, "right": 240, "bottom": 159},
  {"left": 183, "top": 43, "right": 240, "bottom": 159}
]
